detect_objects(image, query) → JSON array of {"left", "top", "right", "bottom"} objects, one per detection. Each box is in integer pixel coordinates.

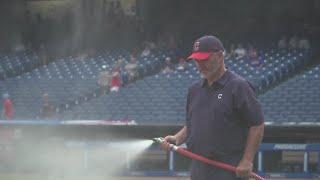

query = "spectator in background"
[
  {"left": 162, "top": 57, "right": 174, "bottom": 74},
  {"left": 125, "top": 55, "right": 138, "bottom": 81},
  {"left": 252, "top": 57, "right": 264, "bottom": 68},
  {"left": 289, "top": 35, "right": 298, "bottom": 49},
  {"left": 177, "top": 58, "right": 187, "bottom": 72},
  {"left": 131, "top": 48, "right": 139, "bottom": 58},
  {"left": 110, "top": 65, "right": 122, "bottom": 92},
  {"left": 98, "top": 65, "right": 111, "bottom": 95},
  {"left": 234, "top": 44, "right": 246, "bottom": 60},
  {"left": 248, "top": 46, "right": 264, "bottom": 68},
  {"left": 298, "top": 36, "right": 310, "bottom": 50},
  {"left": 39, "top": 93, "right": 54, "bottom": 120},
  {"left": 14, "top": 42, "right": 25, "bottom": 53},
  {"left": 278, "top": 36, "right": 287, "bottom": 49},
  {"left": 117, "top": 56, "right": 125, "bottom": 66},
  {"left": 225, "top": 44, "right": 236, "bottom": 59},
  {"left": 149, "top": 41, "right": 157, "bottom": 51},
  {"left": 2, "top": 93, "right": 13, "bottom": 120},
  {"left": 248, "top": 45, "right": 258, "bottom": 61},
  {"left": 141, "top": 44, "right": 151, "bottom": 57}
]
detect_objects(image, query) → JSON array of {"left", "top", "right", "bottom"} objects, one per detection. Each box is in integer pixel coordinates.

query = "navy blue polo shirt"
[{"left": 185, "top": 70, "right": 264, "bottom": 157}]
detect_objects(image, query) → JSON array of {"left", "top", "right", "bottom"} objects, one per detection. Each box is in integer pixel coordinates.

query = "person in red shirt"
[
  {"left": 110, "top": 65, "right": 122, "bottom": 92},
  {"left": 2, "top": 93, "right": 13, "bottom": 120}
]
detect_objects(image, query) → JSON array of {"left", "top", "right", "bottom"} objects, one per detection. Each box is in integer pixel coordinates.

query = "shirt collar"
[{"left": 201, "top": 69, "right": 231, "bottom": 88}]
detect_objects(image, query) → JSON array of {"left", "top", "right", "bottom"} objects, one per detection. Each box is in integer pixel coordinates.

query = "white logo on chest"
[{"left": 217, "top": 94, "right": 223, "bottom": 99}]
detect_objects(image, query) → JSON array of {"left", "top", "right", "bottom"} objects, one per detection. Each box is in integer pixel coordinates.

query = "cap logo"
[{"left": 193, "top": 41, "right": 200, "bottom": 51}]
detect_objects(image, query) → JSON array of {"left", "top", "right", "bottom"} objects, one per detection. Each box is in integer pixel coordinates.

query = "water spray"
[{"left": 153, "top": 137, "right": 265, "bottom": 180}]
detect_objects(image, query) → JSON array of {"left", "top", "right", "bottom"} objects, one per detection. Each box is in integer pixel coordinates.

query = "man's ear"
[
  {"left": 216, "top": 51, "right": 224, "bottom": 62},
  {"left": 217, "top": 51, "right": 224, "bottom": 59}
]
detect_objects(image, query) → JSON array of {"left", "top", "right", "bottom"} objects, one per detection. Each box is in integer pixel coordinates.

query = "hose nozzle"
[
  {"left": 152, "top": 137, "right": 177, "bottom": 151},
  {"left": 152, "top": 137, "right": 164, "bottom": 143}
]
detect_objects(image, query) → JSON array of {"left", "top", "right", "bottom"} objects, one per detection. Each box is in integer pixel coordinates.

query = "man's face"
[{"left": 195, "top": 52, "right": 222, "bottom": 79}]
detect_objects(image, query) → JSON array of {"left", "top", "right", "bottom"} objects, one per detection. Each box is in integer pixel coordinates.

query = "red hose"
[{"left": 175, "top": 147, "right": 264, "bottom": 180}]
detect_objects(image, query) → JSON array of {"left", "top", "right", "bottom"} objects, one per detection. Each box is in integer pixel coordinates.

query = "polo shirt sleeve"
[{"left": 234, "top": 79, "right": 264, "bottom": 127}]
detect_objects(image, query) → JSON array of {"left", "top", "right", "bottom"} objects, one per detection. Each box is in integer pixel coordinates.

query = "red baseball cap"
[{"left": 188, "top": 35, "right": 225, "bottom": 60}]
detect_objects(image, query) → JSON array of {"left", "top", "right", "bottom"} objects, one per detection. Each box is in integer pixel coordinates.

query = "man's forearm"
[
  {"left": 242, "top": 123, "right": 264, "bottom": 162},
  {"left": 174, "top": 126, "right": 187, "bottom": 145}
]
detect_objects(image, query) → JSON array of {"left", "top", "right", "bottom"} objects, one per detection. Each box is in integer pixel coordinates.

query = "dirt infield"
[
  {"left": 0, "top": 174, "right": 189, "bottom": 180},
  {"left": 0, "top": 174, "right": 318, "bottom": 180}
]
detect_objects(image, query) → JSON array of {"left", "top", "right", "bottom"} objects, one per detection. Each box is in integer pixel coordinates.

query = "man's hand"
[
  {"left": 159, "top": 135, "right": 177, "bottom": 151},
  {"left": 160, "top": 126, "right": 187, "bottom": 151},
  {"left": 236, "top": 159, "right": 253, "bottom": 178}
]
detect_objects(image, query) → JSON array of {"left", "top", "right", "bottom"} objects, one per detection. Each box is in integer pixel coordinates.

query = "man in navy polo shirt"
[{"left": 163, "top": 35, "right": 264, "bottom": 180}]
